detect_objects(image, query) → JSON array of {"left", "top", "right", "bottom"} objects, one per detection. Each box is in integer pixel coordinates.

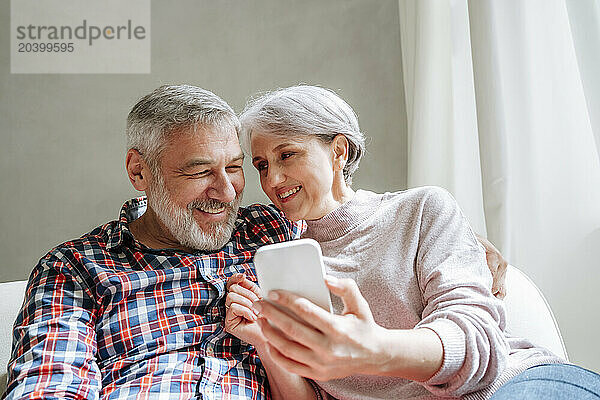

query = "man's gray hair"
[
  {"left": 126, "top": 85, "right": 239, "bottom": 172},
  {"left": 239, "top": 85, "right": 365, "bottom": 184}
]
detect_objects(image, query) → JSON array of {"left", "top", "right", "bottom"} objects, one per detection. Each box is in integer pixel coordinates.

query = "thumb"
[{"left": 325, "top": 276, "right": 373, "bottom": 320}]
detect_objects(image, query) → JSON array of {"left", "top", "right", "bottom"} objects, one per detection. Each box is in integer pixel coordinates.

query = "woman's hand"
[
  {"left": 224, "top": 273, "right": 265, "bottom": 346},
  {"left": 253, "top": 275, "right": 388, "bottom": 381},
  {"left": 475, "top": 234, "right": 508, "bottom": 299}
]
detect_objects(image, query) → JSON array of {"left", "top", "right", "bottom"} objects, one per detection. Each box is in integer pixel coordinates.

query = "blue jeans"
[{"left": 491, "top": 364, "right": 600, "bottom": 399}]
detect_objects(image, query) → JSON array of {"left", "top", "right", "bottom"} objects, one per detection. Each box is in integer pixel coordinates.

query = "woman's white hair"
[
  {"left": 126, "top": 85, "right": 239, "bottom": 173},
  {"left": 239, "top": 85, "right": 365, "bottom": 185}
]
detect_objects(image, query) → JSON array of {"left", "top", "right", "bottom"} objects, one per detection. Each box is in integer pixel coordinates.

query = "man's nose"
[{"left": 209, "top": 172, "right": 236, "bottom": 203}]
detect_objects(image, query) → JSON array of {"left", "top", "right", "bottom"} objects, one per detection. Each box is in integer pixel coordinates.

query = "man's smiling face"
[{"left": 146, "top": 123, "right": 245, "bottom": 251}]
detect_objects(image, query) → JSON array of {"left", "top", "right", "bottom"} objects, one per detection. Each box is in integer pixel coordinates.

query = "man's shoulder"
[
  {"left": 237, "top": 203, "right": 285, "bottom": 223},
  {"left": 40, "top": 197, "right": 140, "bottom": 265},
  {"left": 235, "top": 204, "right": 302, "bottom": 243},
  {"left": 40, "top": 220, "right": 118, "bottom": 265}
]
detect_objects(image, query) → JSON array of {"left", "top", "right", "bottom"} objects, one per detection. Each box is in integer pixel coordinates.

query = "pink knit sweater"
[{"left": 303, "top": 187, "right": 563, "bottom": 400}]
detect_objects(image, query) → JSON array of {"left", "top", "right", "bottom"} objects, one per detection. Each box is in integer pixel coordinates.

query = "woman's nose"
[{"left": 266, "top": 165, "right": 285, "bottom": 187}]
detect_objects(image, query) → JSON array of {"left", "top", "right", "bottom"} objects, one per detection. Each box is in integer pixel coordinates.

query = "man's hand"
[
  {"left": 476, "top": 234, "right": 508, "bottom": 299},
  {"left": 253, "top": 276, "right": 387, "bottom": 381},
  {"left": 224, "top": 273, "right": 266, "bottom": 346}
]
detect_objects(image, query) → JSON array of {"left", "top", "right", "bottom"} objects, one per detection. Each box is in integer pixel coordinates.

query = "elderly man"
[
  {"left": 3, "top": 85, "right": 506, "bottom": 400},
  {"left": 4, "top": 85, "right": 306, "bottom": 400}
]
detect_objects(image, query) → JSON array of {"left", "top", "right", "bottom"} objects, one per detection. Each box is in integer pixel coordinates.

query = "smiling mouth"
[
  {"left": 277, "top": 186, "right": 301, "bottom": 200},
  {"left": 196, "top": 205, "right": 226, "bottom": 214}
]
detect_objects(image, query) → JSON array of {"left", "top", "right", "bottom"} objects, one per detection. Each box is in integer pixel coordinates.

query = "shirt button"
[{"left": 206, "top": 346, "right": 214, "bottom": 357}]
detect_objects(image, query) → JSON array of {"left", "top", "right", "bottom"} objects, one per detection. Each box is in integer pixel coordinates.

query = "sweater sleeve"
[{"left": 413, "top": 187, "right": 508, "bottom": 397}]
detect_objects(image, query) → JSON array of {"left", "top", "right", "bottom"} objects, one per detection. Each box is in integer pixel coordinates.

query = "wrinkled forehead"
[
  {"left": 161, "top": 123, "right": 243, "bottom": 162},
  {"left": 172, "top": 121, "right": 240, "bottom": 144}
]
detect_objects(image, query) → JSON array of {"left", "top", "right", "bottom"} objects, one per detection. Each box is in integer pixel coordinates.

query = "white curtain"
[
  {"left": 566, "top": 0, "right": 600, "bottom": 161},
  {"left": 398, "top": 0, "right": 600, "bottom": 372}
]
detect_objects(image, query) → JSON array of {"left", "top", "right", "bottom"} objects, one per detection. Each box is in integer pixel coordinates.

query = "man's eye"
[
  {"left": 226, "top": 165, "right": 243, "bottom": 172},
  {"left": 187, "top": 170, "right": 210, "bottom": 177},
  {"left": 281, "top": 152, "right": 294, "bottom": 160}
]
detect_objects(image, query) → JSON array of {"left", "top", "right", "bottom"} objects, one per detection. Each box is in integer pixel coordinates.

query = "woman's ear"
[
  {"left": 125, "top": 149, "right": 152, "bottom": 192},
  {"left": 332, "top": 135, "right": 349, "bottom": 171}
]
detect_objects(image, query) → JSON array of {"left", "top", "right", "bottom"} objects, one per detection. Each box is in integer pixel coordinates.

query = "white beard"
[{"left": 147, "top": 174, "right": 241, "bottom": 251}]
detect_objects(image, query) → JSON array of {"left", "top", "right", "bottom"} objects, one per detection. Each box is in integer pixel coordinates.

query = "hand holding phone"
[{"left": 254, "top": 238, "right": 333, "bottom": 313}]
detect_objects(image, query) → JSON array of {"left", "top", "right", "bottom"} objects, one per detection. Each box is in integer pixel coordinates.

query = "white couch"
[
  {"left": 0, "top": 266, "right": 568, "bottom": 396},
  {"left": 1, "top": 280, "right": 27, "bottom": 396}
]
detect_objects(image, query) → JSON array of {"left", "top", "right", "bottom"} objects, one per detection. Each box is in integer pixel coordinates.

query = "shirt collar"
[{"left": 107, "top": 196, "right": 147, "bottom": 250}]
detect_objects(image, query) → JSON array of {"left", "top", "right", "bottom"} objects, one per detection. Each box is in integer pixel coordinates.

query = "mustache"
[{"left": 187, "top": 198, "right": 236, "bottom": 211}]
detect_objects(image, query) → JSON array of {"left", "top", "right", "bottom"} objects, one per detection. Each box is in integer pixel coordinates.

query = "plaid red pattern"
[{"left": 3, "top": 197, "right": 303, "bottom": 400}]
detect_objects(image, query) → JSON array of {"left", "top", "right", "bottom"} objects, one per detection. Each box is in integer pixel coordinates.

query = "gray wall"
[{"left": 0, "top": 0, "right": 406, "bottom": 282}]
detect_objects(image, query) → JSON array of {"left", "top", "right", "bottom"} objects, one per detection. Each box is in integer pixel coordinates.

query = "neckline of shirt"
[{"left": 303, "top": 189, "right": 380, "bottom": 243}]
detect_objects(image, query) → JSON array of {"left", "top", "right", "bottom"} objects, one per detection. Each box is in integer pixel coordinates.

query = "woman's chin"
[{"left": 277, "top": 204, "right": 305, "bottom": 221}]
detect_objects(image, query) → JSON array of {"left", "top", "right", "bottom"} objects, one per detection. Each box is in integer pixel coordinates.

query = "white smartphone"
[{"left": 254, "top": 238, "right": 333, "bottom": 313}]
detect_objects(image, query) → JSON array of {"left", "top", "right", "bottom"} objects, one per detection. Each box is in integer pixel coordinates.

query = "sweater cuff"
[{"left": 419, "top": 319, "right": 466, "bottom": 386}]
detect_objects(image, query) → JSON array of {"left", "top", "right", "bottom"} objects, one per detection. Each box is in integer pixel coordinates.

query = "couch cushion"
[{"left": 0, "top": 280, "right": 27, "bottom": 396}]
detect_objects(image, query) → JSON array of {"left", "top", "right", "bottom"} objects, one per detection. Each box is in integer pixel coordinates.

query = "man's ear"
[
  {"left": 125, "top": 149, "right": 152, "bottom": 192},
  {"left": 332, "top": 135, "right": 349, "bottom": 171}
]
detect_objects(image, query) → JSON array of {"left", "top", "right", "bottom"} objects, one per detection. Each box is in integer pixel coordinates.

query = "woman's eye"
[{"left": 255, "top": 162, "right": 268, "bottom": 172}]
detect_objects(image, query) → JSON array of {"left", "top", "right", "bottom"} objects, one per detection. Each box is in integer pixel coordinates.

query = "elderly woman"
[{"left": 224, "top": 85, "right": 599, "bottom": 399}]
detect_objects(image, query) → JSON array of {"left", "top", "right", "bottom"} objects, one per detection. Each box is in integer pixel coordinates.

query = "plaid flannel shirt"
[{"left": 4, "top": 197, "right": 303, "bottom": 400}]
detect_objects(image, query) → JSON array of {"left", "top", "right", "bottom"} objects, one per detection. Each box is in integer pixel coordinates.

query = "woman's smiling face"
[{"left": 251, "top": 131, "right": 343, "bottom": 221}]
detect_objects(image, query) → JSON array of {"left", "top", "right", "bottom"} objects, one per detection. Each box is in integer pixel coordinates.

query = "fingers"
[
  {"left": 494, "top": 287, "right": 506, "bottom": 299},
  {"left": 227, "top": 302, "right": 257, "bottom": 322},
  {"left": 491, "top": 262, "right": 507, "bottom": 289},
  {"left": 492, "top": 260, "right": 507, "bottom": 299},
  {"left": 226, "top": 273, "right": 245, "bottom": 290},
  {"left": 227, "top": 291, "right": 257, "bottom": 311},
  {"left": 236, "top": 276, "right": 262, "bottom": 299},
  {"left": 254, "top": 299, "right": 325, "bottom": 344},
  {"left": 226, "top": 277, "right": 261, "bottom": 321},
  {"left": 477, "top": 235, "right": 509, "bottom": 299},
  {"left": 490, "top": 255, "right": 508, "bottom": 299},
  {"left": 226, "top": 273, "right": 261, "bottom": 307},
  {"left": 263, "top": 342, "right": 317, "bottom": 379},
  {"left": 324, "top": 276, "right": 372, "bottom": 320},
  {"left": 229, "top": 282, "right": 261, "bottom": 303},
  {"left": 227, "top": 273, "right": 262, "bottom": 298},
  {"left": 262, "top": 290, "right": 337, "bottom": 334},
  {"left": 486, "top": 253, "right": 499, "bottom": 275},
  {"left": 256, "top": 318, "right": 318, "bottom": 366}
]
